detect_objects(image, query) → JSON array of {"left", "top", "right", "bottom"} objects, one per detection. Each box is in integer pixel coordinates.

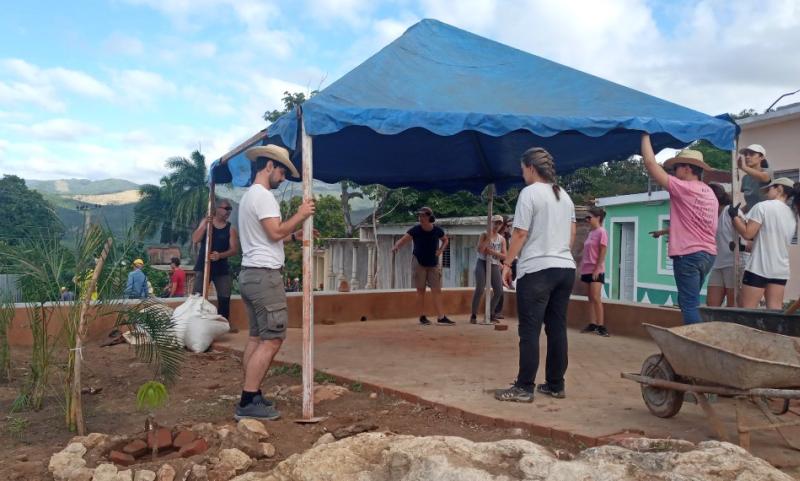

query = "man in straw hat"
[
  {"left": 641, "top": 134, "right": 718, "bottom": 324},
  {"left": 235, "top": 144, "right": 315, "bottom": 420}
]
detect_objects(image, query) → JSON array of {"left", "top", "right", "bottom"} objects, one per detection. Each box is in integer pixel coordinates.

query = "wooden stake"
[
  {"left": 202, "top": 183, "right": 215, "bottom": 300},
  {"left": 301, "top": 116, "right": 315, "bottom": 419},
  {"left": 483, "top": 184, "right": 494, "bottom": 324},
  {"left": 72, "top": 237, "right": 113, "bottom": 435},
  {"left": 730, "top": 139, "right": 740, "bottom": 304}
]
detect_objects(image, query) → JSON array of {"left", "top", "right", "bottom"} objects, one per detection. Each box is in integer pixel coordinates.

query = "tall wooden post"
[
  {"left": 202, "top": 183, "right": 215, "bottom": 300},
  {"left": 483, "top": 184, "right": 495, "bottom": 323},
  {"left": 301, "top": 117, "right": 315, "bottom": 419},
  {"left": 731, "top": 139, "right": 740, "bottom": 304}
]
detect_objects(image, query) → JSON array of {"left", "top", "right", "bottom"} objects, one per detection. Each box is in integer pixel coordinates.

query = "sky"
[{"left": 0, "top": 0, "right": 798, "bottom": 185}]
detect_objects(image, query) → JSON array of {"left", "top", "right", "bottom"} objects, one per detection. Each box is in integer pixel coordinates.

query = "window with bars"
[{"left": 442, "top": 243, "right": 451, "bottom": 268}]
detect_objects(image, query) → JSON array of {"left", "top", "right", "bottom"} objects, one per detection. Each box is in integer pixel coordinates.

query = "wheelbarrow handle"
[{"left": 785, "top": 297, "right": 800, "bottom": 315}]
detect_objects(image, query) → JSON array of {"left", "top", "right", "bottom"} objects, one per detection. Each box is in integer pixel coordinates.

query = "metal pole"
[
  {"left": 483, "top": 184, "right": 494, "bottom": 324},
  {"left": 202, "top": 183, "right": 215, "bottom": 300},
  {"left": 301, "top": 117, "right": 315, "bottom": 419},
  {"left": 731, "top": 138, "right": 740, "bottom": 305}
]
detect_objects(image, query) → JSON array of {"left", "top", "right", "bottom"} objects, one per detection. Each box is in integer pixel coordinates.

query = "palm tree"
[{"left": 166, "top": 151, "right": 209, "bottom": 236}]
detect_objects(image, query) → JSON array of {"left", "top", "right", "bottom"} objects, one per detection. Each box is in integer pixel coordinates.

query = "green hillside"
[{"left": 26, "top": 178, "right": 139, "bottom": 195}]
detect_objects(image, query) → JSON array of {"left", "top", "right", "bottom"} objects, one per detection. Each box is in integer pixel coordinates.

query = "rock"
[
  {"left": 92, "top": 463, "right": 118, "bottom": 481},
  {"left": 258, "top": 443, "right": 276, "bottom": 458},
  {"left": 69, "top": 467, "right": 95, "bottom": 481},
  {"left": 236, "top": 419, "right": 269, "bottom": 440},
  {"left": 331, "top": 423, "right": 378, "bottom": 439},
  {"left": 179, "top": 439, "right": 209, "bottom": 458},
  {"left": 147, "top": 428, "right": 173, "bottom": 450},
  {"left": 218, "top": 449, "right": 252, "bottom": 473},
  {"left": 173, "top": 431, "right": 197, "bottom": 449},
  {"left": 49, "top": 443, "right": 88, "bottom": 481},
  {"left": 109, "top": 451, "right": 136, "bottom": 466},
  {"left": 312, "top": 433, "right": 335, "bottom": 447},
  {"left": 157, "top": 464, "right": 176, "bottom": 481},
  {"left": 123, "top": 439, "right": 149, "bottom": 458},
  {"left": 207, "top": 464, "right": 236, "bottom": 481},
  {"left": 116, "top": 470, "right": 133, "bottom": 481},
  {"left": 72, "top": 433, "right": 109, "bottom": 450},
  {"left": 508, "top": 427, "right": 525, "bottom": 437},
  {"left": 610, "top": 437, "right": 696, "bottom": 453},
  {"left": 217, "top": 428, "right": 231, "bottom": 440},
  {"left": 191, "top": 423, "right": 216, "bottom": 438},
  {"left": 314, "top": 384, "right": 348, "bottom": 403},
  {"left": 369, "top": 392, "right": 377, "bottom": 399},
  {"left": 254, "top": 433, "right": 795, "bottom": 481},
  {"left": 190, "top": 464, "right": 208, "bottom": 481},
  {"left": 134, "top": 470, "right": 156, "bottom": 481}
]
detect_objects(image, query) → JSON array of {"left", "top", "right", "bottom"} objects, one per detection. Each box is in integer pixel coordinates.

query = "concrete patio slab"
[{"left": 214, "top": 317, "right": 800, "bottom": 470}]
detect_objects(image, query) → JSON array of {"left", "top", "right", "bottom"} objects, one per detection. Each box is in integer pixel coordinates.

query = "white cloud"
[
  {"left": 5, "top": 118, "right": 101, "bottom": 142},
  {"left": 112, "top": 69, "right": 177, "bottom": 106},
  {"left": 305, "top": 0, "right": 377, "bottom": 27},
  {"left": 104, "top": 33, "right": 146, "bottom": 56}
]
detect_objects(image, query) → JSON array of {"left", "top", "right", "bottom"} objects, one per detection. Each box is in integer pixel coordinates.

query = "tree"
[
  {"left": 562, "top": 159, "right": 649, "bottom": 205},
  {"left": 280, "top": 195, "right": 345, "bottom": 280},
  {"left": 691, "top": 140, "right": 732, "bottom": 171},
  {"left": 263, "top": 91, "right": 318, "bottom": 123},
  {"left": 0, "top": 175, "right": 64, "bottom": 245}
]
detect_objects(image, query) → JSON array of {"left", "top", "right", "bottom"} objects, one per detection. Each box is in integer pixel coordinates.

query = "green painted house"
[{"left": 596, "top": 190, "right": 708, "bottom": 305}]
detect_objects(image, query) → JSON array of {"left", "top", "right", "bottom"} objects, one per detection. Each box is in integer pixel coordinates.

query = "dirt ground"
[{"left": 0, "top": 343, "right": 567, "bottom": 480}]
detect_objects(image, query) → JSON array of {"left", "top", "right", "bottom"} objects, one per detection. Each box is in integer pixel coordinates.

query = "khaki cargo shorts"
[
  {"left": 239, "top": 267, "right": 288, "bottom": 340},
  {"left": 413, "top": 258, "right": 442, "bottom": 290}
]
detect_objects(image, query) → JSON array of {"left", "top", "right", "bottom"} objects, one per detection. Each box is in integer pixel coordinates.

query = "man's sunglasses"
[{"left": 218, "top": 206, "right": 233, "bottom": 211}]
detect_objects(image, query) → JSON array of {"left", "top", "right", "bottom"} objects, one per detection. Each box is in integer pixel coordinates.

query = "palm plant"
[{"left": 166, "top": 150, "right": 209, "bottom": 239}]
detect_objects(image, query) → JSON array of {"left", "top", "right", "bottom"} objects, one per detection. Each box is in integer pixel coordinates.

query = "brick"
[
  {"left": 122, "top": 438, "right": 148, "bottom": 458},
  {"left": 172, "top": 430, "right": 197, "bottom": 449},
  {"left": 109, "top": 450, "right": 136, "bottom": 466},
  {"left": 179, "top": 438, "right": 208, "bottom": 458},
  {"left": 147, "top": 428, "right": 173, "bottom": 450}
]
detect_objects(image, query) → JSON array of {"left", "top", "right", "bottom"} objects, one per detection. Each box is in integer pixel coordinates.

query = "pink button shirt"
[
  {"left": 580, "top": 227, "right": 608, "bottom": 274},
  {"left": 666, "top": 177, "right": 718, "bottom": 257}
]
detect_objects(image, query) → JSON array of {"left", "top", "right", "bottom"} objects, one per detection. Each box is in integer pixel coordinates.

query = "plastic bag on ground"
[{"left": 173, "top": 294, "right": 230, "bottom": 352}]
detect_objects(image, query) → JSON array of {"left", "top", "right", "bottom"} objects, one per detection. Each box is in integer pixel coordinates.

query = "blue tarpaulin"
[{"left": 213, "top": 19, "right": 737, "bottom": 192}]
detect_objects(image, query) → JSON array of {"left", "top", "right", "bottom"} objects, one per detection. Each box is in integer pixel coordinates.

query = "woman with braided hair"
[{"left": 494, "top": 147, "right": 576, "bottom": 403}]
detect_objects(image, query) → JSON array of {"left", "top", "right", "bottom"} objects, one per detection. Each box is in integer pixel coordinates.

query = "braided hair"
[{"left": 520, "top": 147, "right": 562, "bottom": 200}]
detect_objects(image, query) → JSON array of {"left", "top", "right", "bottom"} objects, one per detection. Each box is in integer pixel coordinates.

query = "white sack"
[{"left": 172, "top": 294, "right": 230, "bottom": 352}]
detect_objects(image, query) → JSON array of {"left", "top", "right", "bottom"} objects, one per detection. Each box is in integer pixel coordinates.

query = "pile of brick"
[{"left": 108, "top": 427, "right": 208, "bottom": 466}]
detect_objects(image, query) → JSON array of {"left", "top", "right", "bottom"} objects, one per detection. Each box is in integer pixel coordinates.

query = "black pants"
[{"left": 515, "top": 267, "right": 575, "bottom": 393}]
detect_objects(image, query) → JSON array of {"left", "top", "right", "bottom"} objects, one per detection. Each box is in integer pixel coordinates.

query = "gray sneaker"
[
  {"left": 536, "top": 383, "right": 566, "bottom": 399},
  {"left": 494, "top": 386, "right": 534, "bottom": 403},
  {"left": 235, "top": 398, "right": 281, "bottom": 421},
  {"left": 255, "top": 393, "right": 275, "bottom": 408}
]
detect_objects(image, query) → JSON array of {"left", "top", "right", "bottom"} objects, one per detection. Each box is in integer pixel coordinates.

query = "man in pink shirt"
[{"left": 641, "top": 134, "right": 718, "bottom": 324}]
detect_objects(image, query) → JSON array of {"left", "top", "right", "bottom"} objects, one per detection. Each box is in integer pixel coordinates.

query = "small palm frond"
[{"left": 116, "top": 299, "right": 184, "bottom": 383}]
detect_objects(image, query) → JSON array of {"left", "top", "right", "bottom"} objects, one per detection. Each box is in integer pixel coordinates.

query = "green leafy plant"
[
  {"left": 116, "top": 299, "right": 184, "bottom": 384},
  {"left": 0, "top": 294, "right": 12, "bottom": 382},
  {"left": 136, "top": 381, "right": 169, "bottom": 411},
  {"left": 5, "top": 415, "right": 29, "bottom": 439}
]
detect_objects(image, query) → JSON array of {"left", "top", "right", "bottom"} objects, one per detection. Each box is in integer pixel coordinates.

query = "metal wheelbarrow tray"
[
  {"left": 622, "top": 322, "right": 800, "bottom": 450},
  {"left": 699, "top": 306, "right": 800, "bottom": 337}
]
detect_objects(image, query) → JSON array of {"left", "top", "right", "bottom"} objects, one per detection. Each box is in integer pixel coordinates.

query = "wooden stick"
[
  {"left": 784, "top": 297, "right": 800, "bottom": 315},
  {"left": 483, "top": 184, "right": 494, "bottom": 324},
  {"left": 202, "top": 183, "right": 215, "bottom": 300},
  {"left": 730, "top": 139, "right": 741, "bottom": 304},
  {"left": 72, "top": 237, "right": 113, "bottom": 435},
  {"left": 301, "top": 115, "right": 315, "bottom": 420},
  {"left": 621, "top": 372, "right": 800, "bottom": 398}
]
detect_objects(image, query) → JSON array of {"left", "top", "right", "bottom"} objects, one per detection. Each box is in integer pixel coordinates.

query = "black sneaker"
[
  {"left": 437, "top": 316, "right": 455, "bottom": 326},
  {"left": 419, "top": 316, "right": 431, "bottom": 325},
  {"left": 580, "top": 323, "right": 598, "bottom": 333},
  {"left": 469, "top": 315, "right": 477, "bottom": 324},
  {"left": 494, "top": 386, "right": 534, "bottom": 403},
  {"left": 596, "top": 326, "right": 610, "bottom": 337},
  {"left": 494, "top": 314, "right": 505, "bottom": 320},
  {"left": 255, "top": 393, "right": 275, "bottom": 408},
  {"left": 536, "top": 383, "right": 566, "bottom": 399},
  {"left": 235, "top": 398, "right": 281, "bottom": 421}
]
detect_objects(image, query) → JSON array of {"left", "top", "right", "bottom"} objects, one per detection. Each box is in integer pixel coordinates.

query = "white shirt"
[
  {"left": 712, "top": 206, "right": 742, "bottom": 270},
  {"left": 512, "top": 182, "right": 576, "bottom": 276},
  {"left": 477, "top": 233, "right": 504, "bottom": 265},
  {"left": 745, "top": 199, "right": 797, "bottom": 280},
  {"left": 238, "top": 184, "right": 284, "bottom": 269}
]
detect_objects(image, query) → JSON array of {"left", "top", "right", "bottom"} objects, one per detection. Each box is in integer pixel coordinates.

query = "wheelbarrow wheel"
[{"left": 640, "top": 354, "right": 683, "bottom": 418}]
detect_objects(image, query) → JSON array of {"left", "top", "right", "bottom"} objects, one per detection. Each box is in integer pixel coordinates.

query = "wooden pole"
[
  {"left": 202, "top": 183, "right": 215, "bottom": 300},
  {"left": 71, "top": 237, "right": 113, "bottom": 435},
  {"left": 483, "top": 184, "right": 495, "bottom": 324},
  {"left": 730, "top": 139, "right": 740, "bottom": 304},
  {"left": 301, "top": 117, "right": 315, "bottom": 419}
]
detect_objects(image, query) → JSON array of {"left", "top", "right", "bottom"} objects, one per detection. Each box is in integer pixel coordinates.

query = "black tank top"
[{"left": 194, "top": 222, "right": 231, "bottom": 276}]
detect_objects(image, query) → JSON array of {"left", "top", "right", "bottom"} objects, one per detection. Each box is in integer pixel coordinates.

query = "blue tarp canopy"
[{"left": 212, "top": 19, "right": 737, "bottom": 193}]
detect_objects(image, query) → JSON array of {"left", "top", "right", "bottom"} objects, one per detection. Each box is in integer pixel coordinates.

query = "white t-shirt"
[
  {"left": 477, "top": 233, "right": 505, "bottom": 265},
  {"left": 512, "top": 182, "right": 576, "bottom": 276},
  {"left": 712, "top": 206, "right": 742, "bottom": 270},
  {"left": 238, "top": 184, "right": 284, "bottom": 269},
  {"left": 745, "top": 199, "right": 797, "bottom": 280}
]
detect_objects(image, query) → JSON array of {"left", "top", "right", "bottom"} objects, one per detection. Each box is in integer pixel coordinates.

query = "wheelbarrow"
[{"left": 622, "top": 322, "right": 800, "bottom": 450}]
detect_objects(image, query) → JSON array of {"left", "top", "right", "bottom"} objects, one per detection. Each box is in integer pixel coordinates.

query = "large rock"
[
  {"left": 218, "top": 448, "right": 252, "bottom": 473},
  {"left": 228, "top": 433, "right": 793, "bottom": 481},
  {"left": 49, "top": 443, "right": 89, "bottom": 481}
]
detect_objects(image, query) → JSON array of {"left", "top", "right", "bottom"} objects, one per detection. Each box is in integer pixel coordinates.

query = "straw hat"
[
  {"left": 760, "top": 177, "right": 795, "bottom": 191},
  {"left": 663, "top": 149, "right": 713, "bottom": 172},
  {"left": 245, "top": 144, "right": 299, "bottom": 178},
  {"left": 491, "top": 214, "right": 504, "bottom": 223}
]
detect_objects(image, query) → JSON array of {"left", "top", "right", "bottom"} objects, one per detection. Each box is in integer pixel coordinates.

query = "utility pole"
[{"left": 76, "top": 203, "right": 102, "bottom": 233}]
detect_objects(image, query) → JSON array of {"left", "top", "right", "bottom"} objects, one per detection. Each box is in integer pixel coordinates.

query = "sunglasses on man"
[{"left": 218, "top": 206, "right": 233, "bottom": 211}]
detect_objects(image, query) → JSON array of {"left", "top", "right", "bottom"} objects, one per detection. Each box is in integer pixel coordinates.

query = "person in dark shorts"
[
  {"left": 579, "top": 207, "right": 609, "bottom": 336},
  {"left": 192, "top": 197, "right": 238, "bottom": 321},
  {"left": 235, "top": 144, "right": 315, "bottom": 421},
  {"left": 391, "top": 206, "right": 454, "bottom": 326}
]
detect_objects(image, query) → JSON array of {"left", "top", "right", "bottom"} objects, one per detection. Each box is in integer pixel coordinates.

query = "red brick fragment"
[
  {"left": 109, "top": 450, "right": 136, "bottom": 466},
  {"left": 172, "top": 430, "right": 197, "bottom": 449},
  {"left": 122, "top": 438, "right": 148, "bottom": 458},
  {"left": 179, "top": 438, "right": 208, "bottom": 458},
  {"left": 147, "top": 427, "right": 173, "bottom": 450}
]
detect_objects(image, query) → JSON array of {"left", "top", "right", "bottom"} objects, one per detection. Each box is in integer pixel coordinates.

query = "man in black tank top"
[{"left": 192, "top": 198, "right": 239, "bottom": 321}]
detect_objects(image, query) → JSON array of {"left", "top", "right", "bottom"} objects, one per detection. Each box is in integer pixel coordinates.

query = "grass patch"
[
  {"left": 350, "top": 382, "right": 364, "bottom": 392},
  {"left": 314, "top": 371, "right": 337, "bottom": 384},
  {"left": 5, "top": 415, "right": 29, "bottom": 439},
  {"left": 268, "top": 363, "right": 302, "bottom": 378}
]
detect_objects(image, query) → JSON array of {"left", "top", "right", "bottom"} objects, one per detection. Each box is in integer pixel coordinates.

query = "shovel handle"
[{"left": 785, "top": 298, "right": 800, "bottom": 315}]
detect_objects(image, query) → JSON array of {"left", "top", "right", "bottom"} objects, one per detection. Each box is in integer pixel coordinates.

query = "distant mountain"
[{"left": 26, "top": 178, "right": 140, "bottom": 196}]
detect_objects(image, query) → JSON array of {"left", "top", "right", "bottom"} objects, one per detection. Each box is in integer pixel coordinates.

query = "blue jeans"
[{"left": 672, "top": 251, "right": 715, "bottom": 324}]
